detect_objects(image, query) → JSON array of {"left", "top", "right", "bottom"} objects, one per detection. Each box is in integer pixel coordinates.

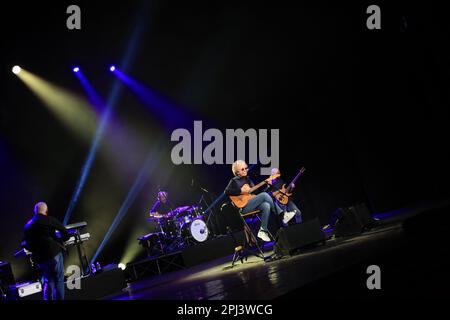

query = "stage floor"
[
  {"left": 108, "top": 214, "right": 434, "bottom": 300},
  {"left": 105, "top": 199, "right": 450, "bottom": 300}
]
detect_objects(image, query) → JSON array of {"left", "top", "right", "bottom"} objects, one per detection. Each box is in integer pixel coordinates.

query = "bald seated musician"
[
  {"left": 224, "top": 160, "right": 296, "bottom": 242},
  {"left": 23, "top": 202, "right": 70, "bottom": 300}
]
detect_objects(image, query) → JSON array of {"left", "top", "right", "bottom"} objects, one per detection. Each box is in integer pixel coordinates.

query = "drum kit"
[{"left": 146, "top": 204, "right": 210, "bottom": 254}]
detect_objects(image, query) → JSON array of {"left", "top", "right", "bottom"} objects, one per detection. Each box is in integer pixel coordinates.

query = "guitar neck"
[
  {"left": 287, "top": 169, "right": 304, "bottom": 192},
  {"left": 291, "top": 171, "right": 303, "bottom": 185},
  {"left": 248, "top": 180, "right": 268, "bottom": 194}
]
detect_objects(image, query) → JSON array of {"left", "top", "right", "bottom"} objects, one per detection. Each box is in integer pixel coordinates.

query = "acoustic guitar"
[
  {"left": 229, "top": 173, "right": 280, "bottom": 208},
  {"left": 272, "top": 167, "right": 305, "bottom": 205}
]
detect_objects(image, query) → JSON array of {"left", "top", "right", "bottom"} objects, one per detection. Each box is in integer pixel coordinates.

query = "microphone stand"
[{"left": 193, "top": 183, "right": 218, "bottom": 238}]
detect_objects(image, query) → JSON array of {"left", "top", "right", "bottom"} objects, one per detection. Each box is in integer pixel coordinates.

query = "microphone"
[
  {"left": 192, "top": 178, "right": 209, "bottom": 193},
  {"left": 200, "top": 187, "right": 209, "bottom": 193}
]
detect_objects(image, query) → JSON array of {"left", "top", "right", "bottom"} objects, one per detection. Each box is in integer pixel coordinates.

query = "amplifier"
[
  {"left": 334, "top": 203, "right": 373, "bottom": 237},
  {"left": 274, "top": 218, "right": 326, "bottom": 256}
]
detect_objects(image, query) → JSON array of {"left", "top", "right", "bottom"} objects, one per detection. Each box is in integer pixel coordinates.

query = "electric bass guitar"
[
  {"left": 229, "top": 173, "right": 280, "bottom": 208},
  {"left": 272, "top": 167, "right": 305, "bottom": 205}
]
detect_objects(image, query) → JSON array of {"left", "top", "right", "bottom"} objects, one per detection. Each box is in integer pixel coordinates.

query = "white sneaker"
[
  {"left": 282, "top": 211, "right": 296, "bottom": 224},
  {"left": 257, "top": 230, "right": 271, "bottom": 242}
]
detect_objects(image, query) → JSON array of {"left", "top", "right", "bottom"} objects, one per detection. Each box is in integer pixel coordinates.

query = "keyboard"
[{"left": 65, "top": 221, "right": 87, "bottom": 231}]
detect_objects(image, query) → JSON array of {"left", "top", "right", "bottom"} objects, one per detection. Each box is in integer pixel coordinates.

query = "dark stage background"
[{"left": 1, "top": 1, "right": 449, "bottom": 280}]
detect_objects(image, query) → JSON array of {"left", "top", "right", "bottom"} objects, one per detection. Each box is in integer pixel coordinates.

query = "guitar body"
[
  {"left": 272, "top": 184, "right": 292, "bottom": 205},
  {"left": 229, "top": 185, "right": 256, "bottom": 208},
  {"left": 228, "top": 173, "right": 280, "bottom": 208},
  {"left": 272, "top": 167, "right": 305, "bottom": 205}
]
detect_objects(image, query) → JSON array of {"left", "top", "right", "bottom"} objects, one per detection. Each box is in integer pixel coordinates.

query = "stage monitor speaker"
[
  {"left": 0, "top": 261, "right": 16, "bottom": 300},
  {"left": 334, "top": 202, "right": 373, "bottom": 237},
  {"left": 274, "top": 218, "right": 325, "bottom": 256},
  {"left": 65, "top": 266, "right": 126, "bottom": 300}
]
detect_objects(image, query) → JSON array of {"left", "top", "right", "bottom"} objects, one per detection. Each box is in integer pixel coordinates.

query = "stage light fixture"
[
  {"left": 110, "top": 66, "right": 116, "bottom": 72},
  {"left": 12, "top": 65, "right": 21, "bottom": 74},
  {"left": 118, "top": 263, "right": 126, "bottom": 270},
  {"left": 73, "top": 67, "right": 80, "bottom": 73}
]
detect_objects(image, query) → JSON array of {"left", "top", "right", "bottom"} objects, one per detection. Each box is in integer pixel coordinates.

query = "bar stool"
[{"left": 229, "top": 208, "right": 275, "bottom": 266}]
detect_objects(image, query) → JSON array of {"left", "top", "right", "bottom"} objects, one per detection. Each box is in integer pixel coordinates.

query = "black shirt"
[
  {"left": 150, "top": 200, "right": 173, "bottom": 216},
  {"left": 23, "top": 214, "right": 71, "bottom": 263},
  {"left": 266, "top": 177, "right": 287, "bottom": 193},
  {"left": 224, "top": 176, "right": 255, "bottom": 196}
]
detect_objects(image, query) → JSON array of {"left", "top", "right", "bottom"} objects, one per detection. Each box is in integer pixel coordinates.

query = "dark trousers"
[{"left": 38, "top": 252, "right": 65, "bottom": 300}]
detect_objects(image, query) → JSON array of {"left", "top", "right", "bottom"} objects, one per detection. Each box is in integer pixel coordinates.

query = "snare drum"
[{"left": 187, "top": 206, "right": 203, "bottom": 218}]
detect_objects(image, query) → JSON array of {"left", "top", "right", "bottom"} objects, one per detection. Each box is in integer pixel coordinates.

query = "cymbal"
[
  {"left": 175, "top": 205, "right": 191, "bottom": 213},
  {"left": 148, "top": 213, "right": 166, "bottom": 219}
]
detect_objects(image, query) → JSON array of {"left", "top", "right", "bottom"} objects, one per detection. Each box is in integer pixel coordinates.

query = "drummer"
[{"left": 149, "top": 191, "right": 173, "bottom": 219}]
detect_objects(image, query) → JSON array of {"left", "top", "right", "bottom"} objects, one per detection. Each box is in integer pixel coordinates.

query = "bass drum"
[{"left": 182, "top": 218, "right": 209, "bottom": 243}]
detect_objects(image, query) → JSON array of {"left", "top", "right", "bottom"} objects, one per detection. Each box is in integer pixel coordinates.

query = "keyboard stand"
[{"left": 71, "top": 231, "right": 91, "bottom": 276}]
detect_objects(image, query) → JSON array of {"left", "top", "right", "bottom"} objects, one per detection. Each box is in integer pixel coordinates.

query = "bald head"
[{"left": 34, "top": 202, "right": 48, "bottom": 215}]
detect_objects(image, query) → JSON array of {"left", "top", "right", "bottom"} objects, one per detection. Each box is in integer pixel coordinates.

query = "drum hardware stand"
[
  {"left": 172, "top": 234, "right": 186, "bottom": 250},
  {"left": 162, "top": 231, "right": 183, "bottom": 253},
  {"left": 181, "top": 235, "right": 196, "bottom": 247},
  {"left": 191, "top": 180, "right": 218, "bottom": 239},
  {"left": 155, "top": 217, "right": 180, "bottom": 253},
  {"left": 153, "top": 237, "right": 165, "bottom": 257},
  {"left": 199, "top": 192, "right": 219, "bottom": 239}
]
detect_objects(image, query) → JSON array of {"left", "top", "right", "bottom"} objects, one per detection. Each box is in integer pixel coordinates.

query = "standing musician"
[
  {"left": 149, "top": 191, "right": 173, "bottom": 219},
  {"left": 224, "top": 160, "right": 296, "bottom": 242},
  {"left": 22, "top": 202, "right": 70, "bottom": 300},
  {"left": 266, "top": 168, "right": 303, "bottom": 225}
]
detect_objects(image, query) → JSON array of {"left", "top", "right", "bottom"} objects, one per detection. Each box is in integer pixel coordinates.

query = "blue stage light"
[
  {"left": 73, "top": 67, "right": 80, "bottom": 73},
  {"left": 110, "top": 66, "right": 116, "bottom": 72}
]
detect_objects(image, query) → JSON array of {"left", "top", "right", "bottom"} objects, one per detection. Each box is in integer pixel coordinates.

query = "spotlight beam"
[
  {"left": 15, "top": 68, "right": 97, "bottom": 141},
  {"left": 90, "top": 144, "right": 162, "bottom": 264},
  {"left": 74, "top": 70, "right": 107, "bottom": 114},
  {"left": 63, "top": 5, "right": 150, "bottom": 225},
  {"left": 63, "top": 83, "right": 118, "bottom": 226},
  {"left": 112, "top": 69, "right": 196, "bottom": 132}
]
